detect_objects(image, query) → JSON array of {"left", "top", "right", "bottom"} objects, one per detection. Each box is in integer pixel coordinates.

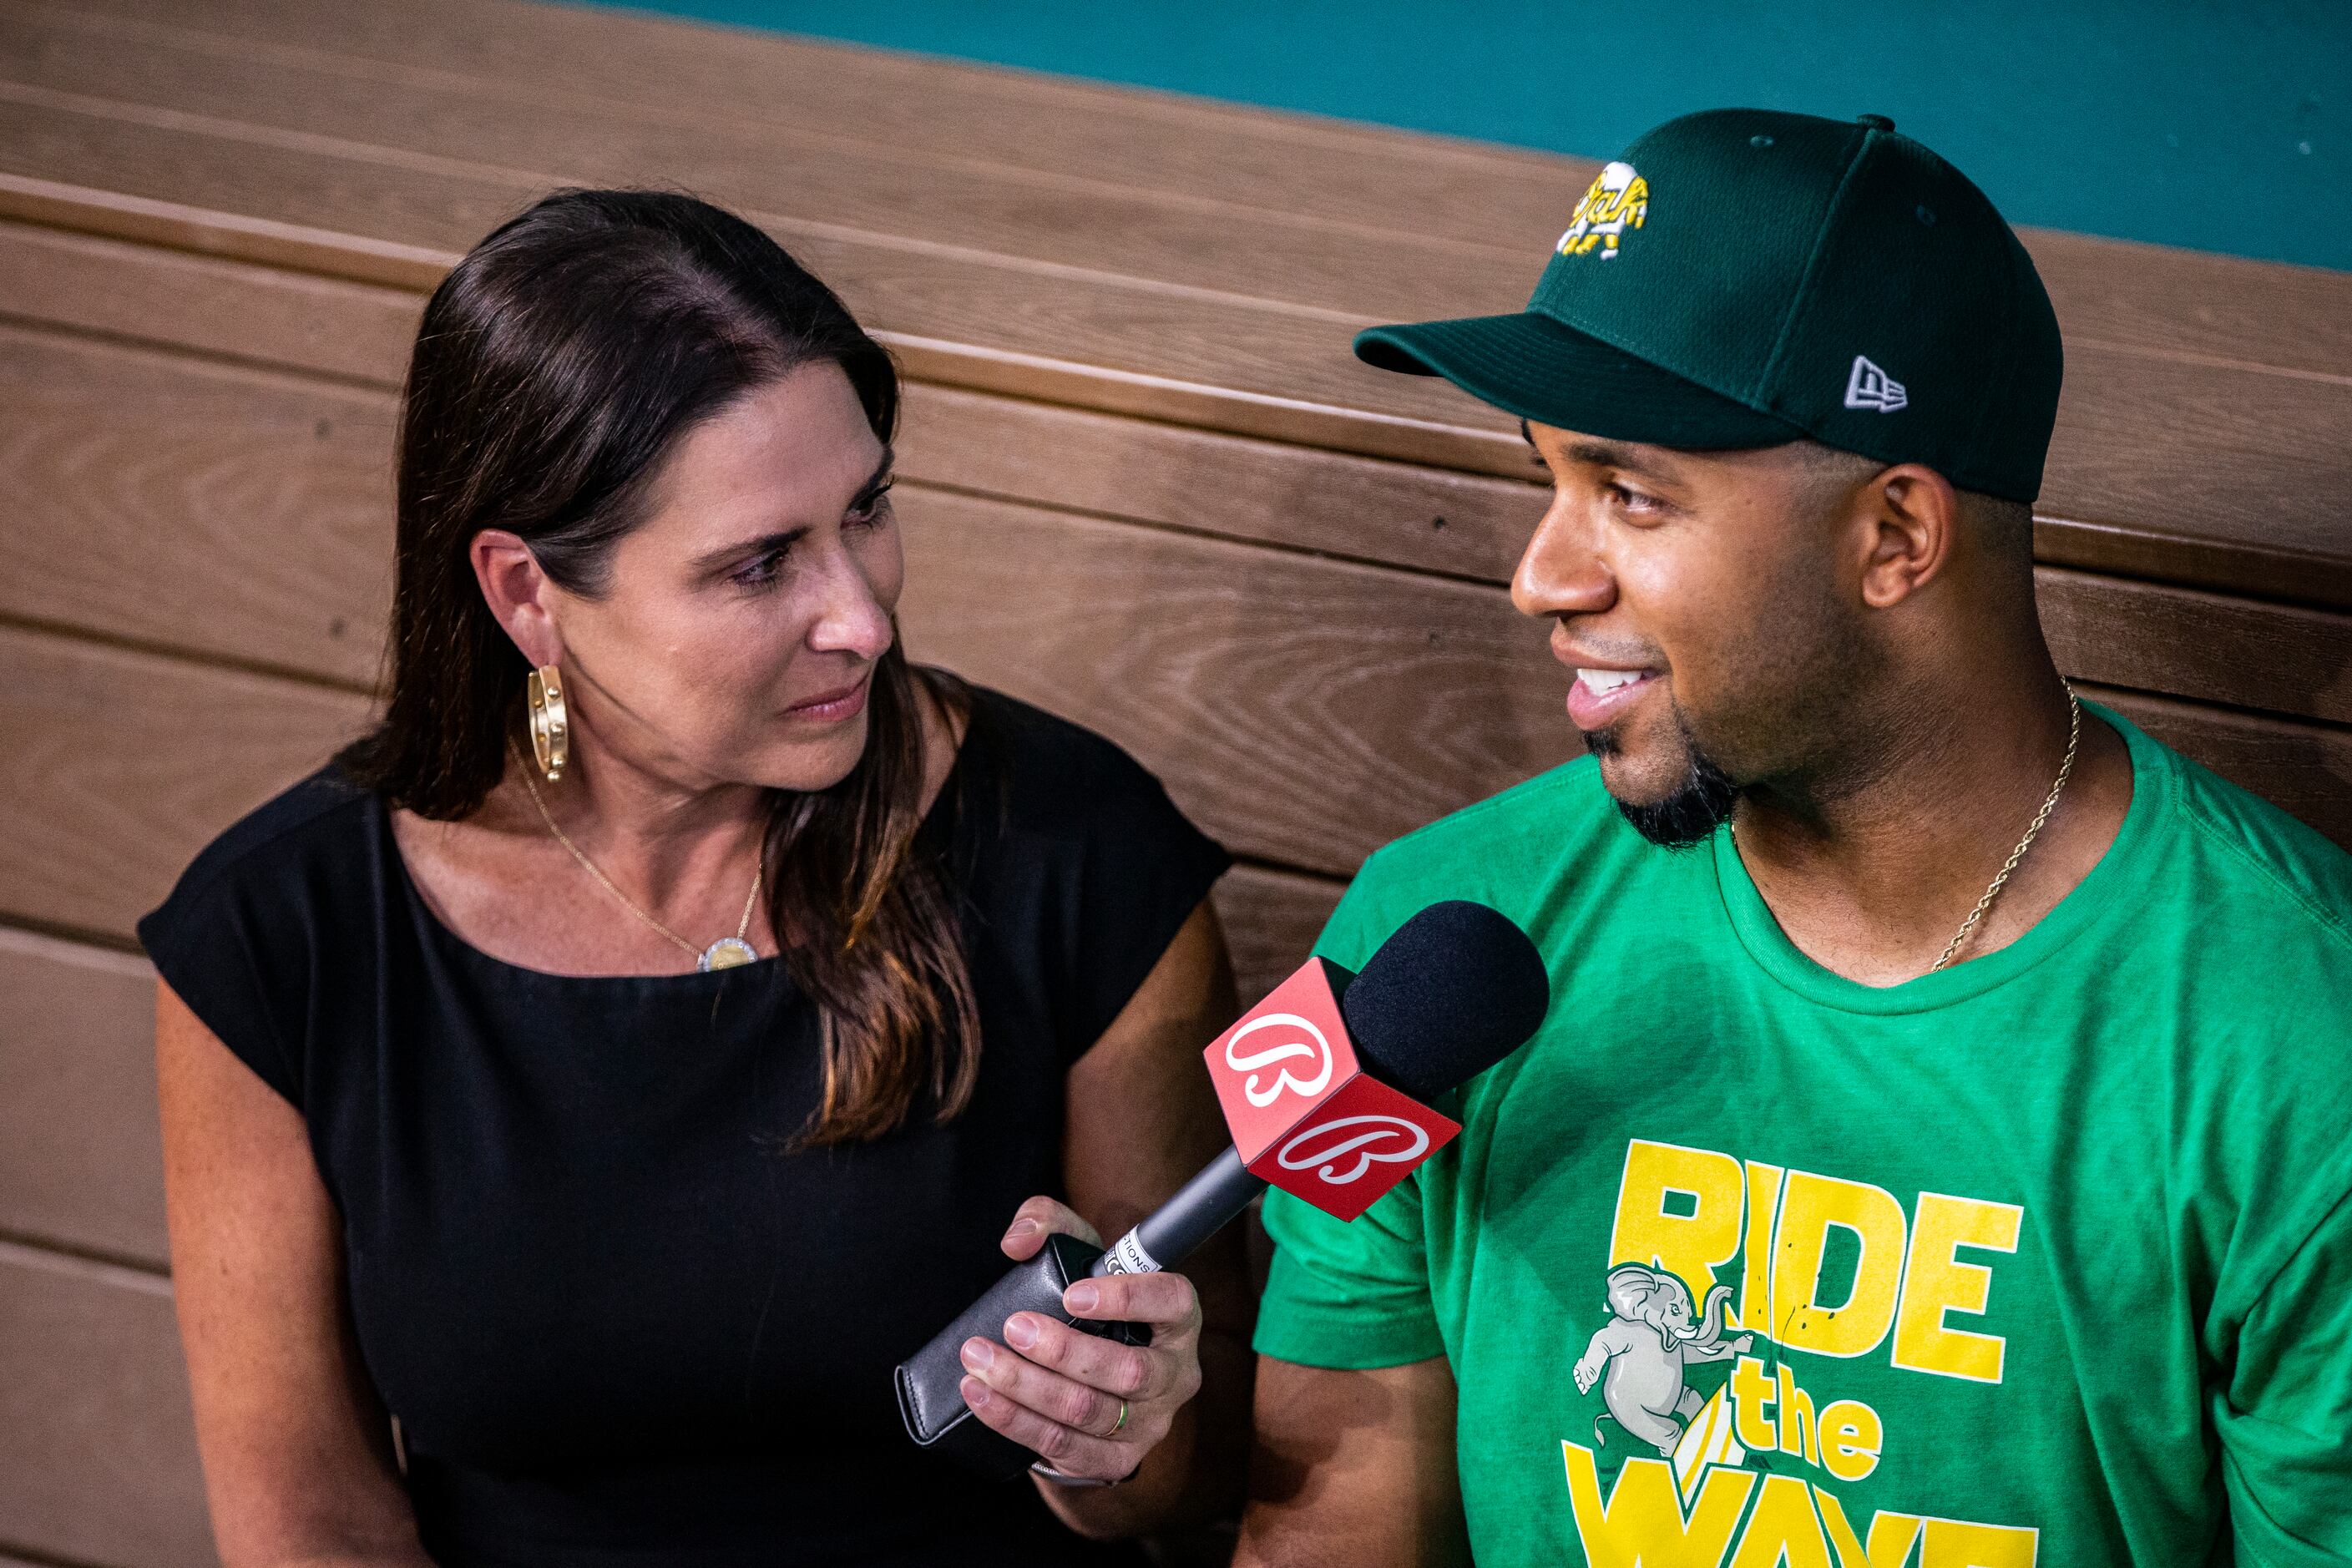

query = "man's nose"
[{"left": 1510, "top": 498, "right": 1614, "bottom": 620}]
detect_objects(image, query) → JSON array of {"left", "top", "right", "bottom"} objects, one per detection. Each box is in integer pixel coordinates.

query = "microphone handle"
[{"left": 1093, "top": 1146, "right": 1267, "bottom": 1277}]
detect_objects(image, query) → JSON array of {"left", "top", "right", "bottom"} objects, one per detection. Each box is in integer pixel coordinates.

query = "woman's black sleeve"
[
  {"left": 136, "top": 826, "right": 314, "bottom": 1110},
  {"left": 1039, "top": 736, "right": 1232, "bottom": 1066}
]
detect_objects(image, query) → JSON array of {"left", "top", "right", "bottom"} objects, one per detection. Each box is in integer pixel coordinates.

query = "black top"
[{"left": 139, "top": 690, "right": 1229, "bottom": 1568}]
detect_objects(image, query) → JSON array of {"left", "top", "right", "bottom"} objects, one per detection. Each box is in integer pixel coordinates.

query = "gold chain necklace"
[
  {"left": 1929, "top": 685, "right": 2081, "bottom": 972},
  {"left": 512, "top": 744, "right": 763, "bottom": 972}
]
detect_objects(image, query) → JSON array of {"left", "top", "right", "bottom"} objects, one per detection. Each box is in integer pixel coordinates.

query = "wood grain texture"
[
  {"left": 6, "top": 203, "right": 2344, "bottom": 623},
  {"left": 0, "top": 214, "right": 422, "bottom": 385},
  {"left": 0, "top": 92, "right": 529, "bottom": 271},
  {"left": 2037, "top": 568, "right": 2352, "bottom": 726},
  {"left": 3, "top": 322, "right": 2346, "bottom": 878},
  {"left": 0, "top": 1242, "right": 216, "bottom": 1568},
  {"left": 0, "top": 326, "right": 1560, "bottom": 883},
  {"left": 0, "top": 164, "right": 453, "bottom": 291},
  {"left": 31, "top": 0, "right": 1584, "bottom": 249},
  {"left": 0, "top": 243, "right": 1525, "bottom": 594},
  {"left": 2033, "top": 346, "right": 2352, "bottom": 606},
  {"left": 0, "top": 14, "right": 1543, "bottom": 330},
  {"left": 0, "top": 321, "right": 395, "bottom": 686},
  {"left": 895, "top": 343, "right": 2352, "bottom": 615},
  {"left": 37, "top": 0, "right": 2352, "bottom": 382},
  {"left": 2023, "top": 227, "right": 2352, "bottom": 382},
  {"left": 0, "top": 626, "right": 371, "bottom": 940},
  {"left": 0, "top": 930, "right": 165, "bottom": 1270},
  {"left": 0, "top": 620, "right": 1393, "bottom": 1011},
  {"left": 0, "top": 12, "right": 2340, "bottom": 1552},
  {"left": 10, "top": 306, "right": 2350, "bottom": 742},
  {"left": 914, "top": 383, "right": 2352, "bottom": 675},
  {"left": 10, "top": 589, "right": 2341, "bottom": 959},
  {"left": 0, "top": 97, "right": 1520, "bottom": 461},
  {"left": 898, "top": 382, "right": 1541, "bottom": 584},
  {"left": 1, "top": 27, "right": 2346, "bottom": 603},
  {"left": 1214, "top": 866, "right": 1344, "bottom": 1009},
  {"left": 896, "top": 485, "right": 1576, "bottom": 878}
]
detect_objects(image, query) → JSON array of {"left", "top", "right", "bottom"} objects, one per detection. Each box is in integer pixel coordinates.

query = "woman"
[{"left": 141, "top": 190, "right": 1252, "bottom": 1566}]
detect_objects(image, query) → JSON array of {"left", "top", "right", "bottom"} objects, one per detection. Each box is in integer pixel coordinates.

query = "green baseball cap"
[{"left": 1357, "top": 109, "right": 2063, "bottom": 503}]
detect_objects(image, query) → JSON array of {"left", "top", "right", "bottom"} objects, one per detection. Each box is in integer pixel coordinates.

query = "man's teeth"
[{"left": 1578, "top": 668, "right": 1648, "bottom": 695}]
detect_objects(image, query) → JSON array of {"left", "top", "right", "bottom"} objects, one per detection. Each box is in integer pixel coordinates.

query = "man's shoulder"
[
  {"left": 2135, "top": 718, "right": 2352, "bottom": 962},
  {"left": 1323, "top": 756, "right": 1694, "bottom": 968},
  {"left": 1357, "top": 754, "right": 1632, "bottom": 893}
]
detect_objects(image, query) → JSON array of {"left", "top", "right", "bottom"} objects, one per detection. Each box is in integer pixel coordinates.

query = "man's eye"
[{"left": 1611, "top": 483, "right": 1662, "bottom": 513}]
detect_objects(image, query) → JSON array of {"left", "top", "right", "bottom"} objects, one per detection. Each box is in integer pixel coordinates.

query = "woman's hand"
[{"left": 957, "top": 1196, "right": 1205, "bottom": 1484}]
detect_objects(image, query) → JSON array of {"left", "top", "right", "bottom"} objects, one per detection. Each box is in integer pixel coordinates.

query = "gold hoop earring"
[{"left": 526, "top": 664, "right": 569, "bottom": 782}]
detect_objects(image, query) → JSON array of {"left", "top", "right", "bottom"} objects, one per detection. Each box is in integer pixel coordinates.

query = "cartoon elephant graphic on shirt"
[{"left": 1571, "top": 1263, "right": 1754, "bottom": 1456}]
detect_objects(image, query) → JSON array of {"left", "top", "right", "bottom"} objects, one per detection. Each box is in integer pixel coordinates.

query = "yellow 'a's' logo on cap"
[{"left": 1556, "top": 161, "right": 1649, "bottom": 260}]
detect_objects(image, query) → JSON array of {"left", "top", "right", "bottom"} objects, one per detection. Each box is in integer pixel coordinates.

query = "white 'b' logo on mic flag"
[
  {"left": 1222, "top": 1014, "right": 1335, "bottom": 1107},
  {"left": 1276, "top": 1115, "right": 1432, "bottom": 1186}
]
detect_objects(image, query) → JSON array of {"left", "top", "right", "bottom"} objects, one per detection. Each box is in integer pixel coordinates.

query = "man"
[{"left": 1235, "top": 109, "right": 2352, "bottom": 1567}]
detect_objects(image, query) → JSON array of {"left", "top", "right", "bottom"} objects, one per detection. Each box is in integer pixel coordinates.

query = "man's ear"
[
  {"left": 1855, "top": 463, "right": 1960, "bottom": 609},
  {"left": 470, "top": 529, "right": 564, "bottom": 667}
]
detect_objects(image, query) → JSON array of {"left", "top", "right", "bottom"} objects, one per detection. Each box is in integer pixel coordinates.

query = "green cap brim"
[{"left": 1356, "top": 312, "right": 1802, "bottom": 450}]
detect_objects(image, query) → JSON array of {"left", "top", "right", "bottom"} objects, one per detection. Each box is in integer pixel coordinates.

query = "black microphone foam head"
[{"left": 1339, "top": 901, "right": 1550, "bottom": 1100}]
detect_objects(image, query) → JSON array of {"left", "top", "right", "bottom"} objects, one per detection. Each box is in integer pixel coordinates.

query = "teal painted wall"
[{"left": 586, "top": 1, "right": 2349, "bottom": 272}]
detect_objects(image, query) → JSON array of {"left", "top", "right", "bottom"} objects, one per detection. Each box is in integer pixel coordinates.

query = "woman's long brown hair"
[{"left": 337, "top": 189, "right": 980, "bottom": 1146}]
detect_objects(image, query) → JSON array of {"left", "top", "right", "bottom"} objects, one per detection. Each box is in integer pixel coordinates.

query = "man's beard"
[{"left": 1586, "top": 716, "right": 1741, "bottom": 849}]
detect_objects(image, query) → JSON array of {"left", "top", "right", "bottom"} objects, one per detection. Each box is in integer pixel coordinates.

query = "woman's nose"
[{"left": 806, "top": 549, "right": 895, "bottom": 660}]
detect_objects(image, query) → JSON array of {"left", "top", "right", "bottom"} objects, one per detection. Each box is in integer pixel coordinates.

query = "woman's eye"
[
  {"left": 730, "top": 548, "right": 789, "bottom": 587},
  {"left": 846, "top": 483, "right": 895, "bottom": 528}
]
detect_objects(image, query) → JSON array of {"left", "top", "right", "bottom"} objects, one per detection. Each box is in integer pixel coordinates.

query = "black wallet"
[{"left": 893, "top": 1232, "right": 1151, "bottom": 1480}]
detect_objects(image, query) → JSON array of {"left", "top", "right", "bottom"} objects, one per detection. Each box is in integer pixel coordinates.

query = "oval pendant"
[{"left": 698, "top": 937, "right": 759, "bottom": 972}]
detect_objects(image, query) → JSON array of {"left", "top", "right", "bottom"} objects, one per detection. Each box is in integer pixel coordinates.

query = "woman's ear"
[{"left": 470, "top": 529, "right": 564, "bottom": 668}]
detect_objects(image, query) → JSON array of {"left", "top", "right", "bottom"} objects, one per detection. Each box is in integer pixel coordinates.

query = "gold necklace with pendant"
[{"left": 513, "top": 744, "right": 762, "bottom": 972}]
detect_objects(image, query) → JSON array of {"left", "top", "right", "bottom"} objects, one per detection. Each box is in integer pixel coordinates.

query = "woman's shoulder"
[
  {"left": 954, "top": 680, "right": 1230, "bottom": 892},
  {"left": 165, "top": 761, "right": 372, "bottom": 893},
  {"left": 953, "top": 685, "right": 1231, "bottom": 1062},
  {"left": 154, "top": 763, "right": 377, "bottom": 918},
  {"left": 136, "top": 762, "right": 379, "bottom": 1109},
  {"left": 960, "top": 685, "right": 1188, "bottom": 834}
]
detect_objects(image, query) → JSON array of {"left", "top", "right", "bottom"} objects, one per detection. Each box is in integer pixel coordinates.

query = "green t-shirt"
[{"left": 1256, "top": 706, "right": 2352, "bottom": 1567}]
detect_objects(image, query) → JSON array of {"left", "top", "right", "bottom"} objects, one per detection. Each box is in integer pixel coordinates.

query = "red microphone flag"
[{"left": 1201, "top": 959, "right": 1459, "bottom": 1223}]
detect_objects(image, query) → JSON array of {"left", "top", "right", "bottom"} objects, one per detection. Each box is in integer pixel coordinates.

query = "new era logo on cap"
[{"left": 1844, "top": 355, "right": 1907, "bottom": 412}]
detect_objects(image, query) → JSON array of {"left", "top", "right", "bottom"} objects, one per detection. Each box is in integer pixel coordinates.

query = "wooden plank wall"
[{"left": 0, "top": 1, "right": 2345, "bottom": 1560}]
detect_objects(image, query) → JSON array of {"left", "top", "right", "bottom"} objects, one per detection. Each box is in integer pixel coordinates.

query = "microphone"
[
  {"left": 1099, "top": 898, "right": 1551, "bottom": 1275},
  {"left": 893, "top": 900, "right": 1549, "bottom": 1477}
]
